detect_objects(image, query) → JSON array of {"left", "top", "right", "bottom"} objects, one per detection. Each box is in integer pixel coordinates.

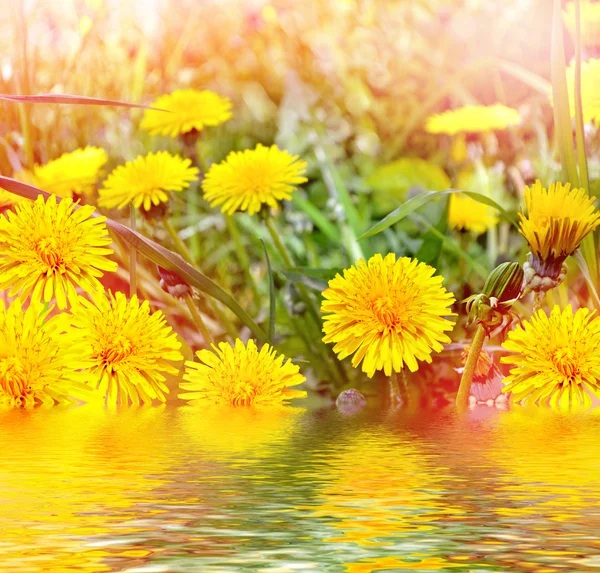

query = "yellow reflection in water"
[
  {"left": 0, "top": 406, "right": 175, "bottom": 572},
  {"left": 177, "top": 405, "right": 306, "bottom": 459},
  {"left": 489, "top": 408, "right": 600, "bottom": 519},
  {"left": 309, "top": 426, "right": 464, "bottom": 572}
]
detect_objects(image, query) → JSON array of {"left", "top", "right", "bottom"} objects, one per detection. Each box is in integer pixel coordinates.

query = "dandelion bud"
[
  {"left": 158, "top": 265, "right": 192, "bottom": 299},
  {"left": 482, "top": 261, "right": 524, "bottom": 303}
]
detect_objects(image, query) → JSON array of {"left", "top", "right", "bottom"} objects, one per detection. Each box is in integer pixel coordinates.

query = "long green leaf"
[
  {"left": 291, "top": 194, "right": 341, "bottom": 243},
  {"left": 359, "top": 189, "right": 516, "bottom": 240},
  {"left": 281, "top": 268, "right": 340, "bottom": 292},
  {"left": 409, "top": 212, "right": 488, "bottom": 279},
  {"left": 261, "top": 239, "right": 276, "bottom": 343},
  {"left": 415, "top": 196, "right": 449, "bottom": 268},
  {"left": 0, "top": 175, "right": 267, "bottom": 343},
  {"left": 0, "top": 93, "right": 167, "bottom": 111}
]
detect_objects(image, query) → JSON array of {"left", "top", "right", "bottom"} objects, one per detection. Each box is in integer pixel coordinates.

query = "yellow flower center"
[
  {"left": 35, "top": 236, "right": 64, "bottom": 271},
  {"left": 230, "top": 381, "right": 257, "bottom": 407},
  {"left": 244, "top": 168, "right": 273, "bottom": 194},
  {"left": 552, "top": 347, "right": 581, "bottom": 383},
  {"left": 372, "top": 295, "right": 400, "bottom": 328},
  {"left": 0, "top": 357, "right": 30, "bottom": 400},
  {"left": 101, "top": 335, "right": 134, "bottom": 365}
]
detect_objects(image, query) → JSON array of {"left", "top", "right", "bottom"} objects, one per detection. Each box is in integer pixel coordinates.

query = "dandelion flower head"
[
  {"left": 425, "top": 104, "right": 520, "bottom": 136},
  {"left": 70, "top": 291, "right": 183, "bottom": 406},
  {"left": 563, "top": 58, "right": 600, "bottom": 123},
  {"left": 140, "top": 88, "right": 233, "bottom": 138},
  {"left": 0, "top": 299, "right": 91, "bottom": 408},
  {"left": 12, "top": 147, "right": 107, "bottom": 199},
  {"left": 0, "top": 195, "right": 117, "bottom": 309},
  {"left": 99, "top": 151, "right": 198, "bottom": 211},
  {"left": 202, "top": 144, "right": 308, "bottom": 215},
  {"left": 321, "top": 253, "right": 456, "bottom": 377},
  {"left": 179, "top": 339, "right": 307, "bottom": 407},
  {"left": 519, "top": 180, "right": 600, "bottom": 274},
  {"left": 448, "top": 193, "right": 498, "bottom": 234},
  {"left": 501, "top": 305, "right": 600, "bottom": 409},
  {"left": 564, "top": 2, "right": 600, "bottom": 50}
]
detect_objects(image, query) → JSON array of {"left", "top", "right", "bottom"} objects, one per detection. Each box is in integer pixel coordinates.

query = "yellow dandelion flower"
[
  {"left": 0, "top": 190, "right": 20, "bottom": 208},
  {"left": 501, "top": 305, "right": 600, "bottom": 408},
  {"left": 561, "top": 58, "right": 600, "bottom": 123},
  {"left": 179, "top": 338, "right": 307, "bottom": 406},
  {"left": 448, "top": 167, "right": 501, "bottom": 234},
  {"left": 202, "top": 144, "right": 308, "bottom": 215},
  {"left": 564, "top": 1, "right": 600, "bottom": 50},
  {"left": 0, "top": 195, "right": 117, "bottom": 310},
  {"left": 98, "top": 151, "right": 198, "bottom": 211},
  {"left": 519, "top": 180, "right": 600, "bottom": 277},
  {"left": 140, "top": 89, "right": 232, "bottom": 138},
  {"left": 448, "top": 193, "right": 498, "bottom": 234},
  {"left": 425, "top": 104, "right": 520, "bottom": 135},
  {"left": 0, "top": 299, "right": 92, "bottom": 408},
  {"left": 70, "top": 291, "right": 183, "bottom": 406},
  {"left": 10, "top": 147, "right": 108, "bottom": 199},
  {"left": 321, "top": 254, "right": 456, "bottom": 377}
]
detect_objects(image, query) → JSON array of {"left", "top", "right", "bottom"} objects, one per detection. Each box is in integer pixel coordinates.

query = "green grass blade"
[
  {"left": 551, "top": 0, "right": 579, "bottom": 185},
  {"left": 574, "top": 250, "right": 600, "bottom": 308},
  {"left": 281, "top": 268, "right": 341, "bottom": 292},
  {"left": 415, "top": 196, "right": 449, "bottom": 268},
  {"left": 409, "top": 212, "right": 488, "bottom": 279},
  {"left": 574, "top": 0, "right": 590, "bottom": 192},
  {"left": 313, "top": 141, "right": 364, "bottom": 260},
  {"left": 261, "top": 239, "right": 276, "bottom": 343},
  {"left": 0, "top": 93, "right": 167, "bottom": 111},
  {"left": 572, "top": 0, "right": 598, "bottom": 298},
  {"left": 291, "top": 194, "right": 341, "bottom": 243},
  {"left": 0, "top": 175, "right": 267, "bottom": 343},
  {"left": 359, "top": 189, "right": 516, "bottom": 241},
  {"left": 497, "top": 59, "right": 552, "bottom": 96}
]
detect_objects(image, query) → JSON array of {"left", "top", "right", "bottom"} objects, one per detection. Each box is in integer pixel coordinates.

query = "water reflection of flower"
[
  {"left": 478, "top": 408, "right": 600, "bottom": 570},
  {"left": 308, "top": 427, "right": 465, "bottom": 572},
  {"left": 0, "top": 406, "right": 176, "bottom": 572},
  {"left": 177, "top": 405, "right": 306, "bottom": 460}
]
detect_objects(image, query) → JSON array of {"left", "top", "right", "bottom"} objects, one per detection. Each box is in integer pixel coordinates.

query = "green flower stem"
[
  {"left": 226, "top": 215, "right": 261, "bottom": 311},
  {"left": 164, "top": 218, "right": 195, "bottom": 264},
  {"left": 180, "top": 136, "right": 203, "bottom": 259},
  {"left": 164, "top": 217, "right": 238, "bottom": 341},
  {"left": 456, "top": 324, "right": 486, "bottom": 410},
  {"left": 185, "top": 293, "right": 213, "bottom": 346},
  {"left": 533, "top": 291, "right": 546, "bottom": 312},
  {"left": 264, "top": 216, "right": 320, "bottom": 324},
  {"left": 388, "top": 370, "right": 409, "bottom": 407},
  {"left": 265, "top": 215, "right": 344, "bottom": 385},
  {"left": 129, "top": 204, "right": 137, "bottom": 298},
  {"left": 389, "top": 372, "right": 401, "bottom": 405}
]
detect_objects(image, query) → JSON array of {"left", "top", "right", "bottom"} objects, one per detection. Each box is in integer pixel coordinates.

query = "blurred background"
[{"left": 1, "top": 0, "right": 555, "bottom": 165}]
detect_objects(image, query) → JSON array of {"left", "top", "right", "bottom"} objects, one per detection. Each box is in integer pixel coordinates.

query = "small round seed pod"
[{"left": 336, "top": 389, "right": 367, "bottom": 415}]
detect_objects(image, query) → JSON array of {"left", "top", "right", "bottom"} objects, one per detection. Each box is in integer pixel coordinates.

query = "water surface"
[{"left": 1, "top": 404, "right": 599, "bottom": 572}]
